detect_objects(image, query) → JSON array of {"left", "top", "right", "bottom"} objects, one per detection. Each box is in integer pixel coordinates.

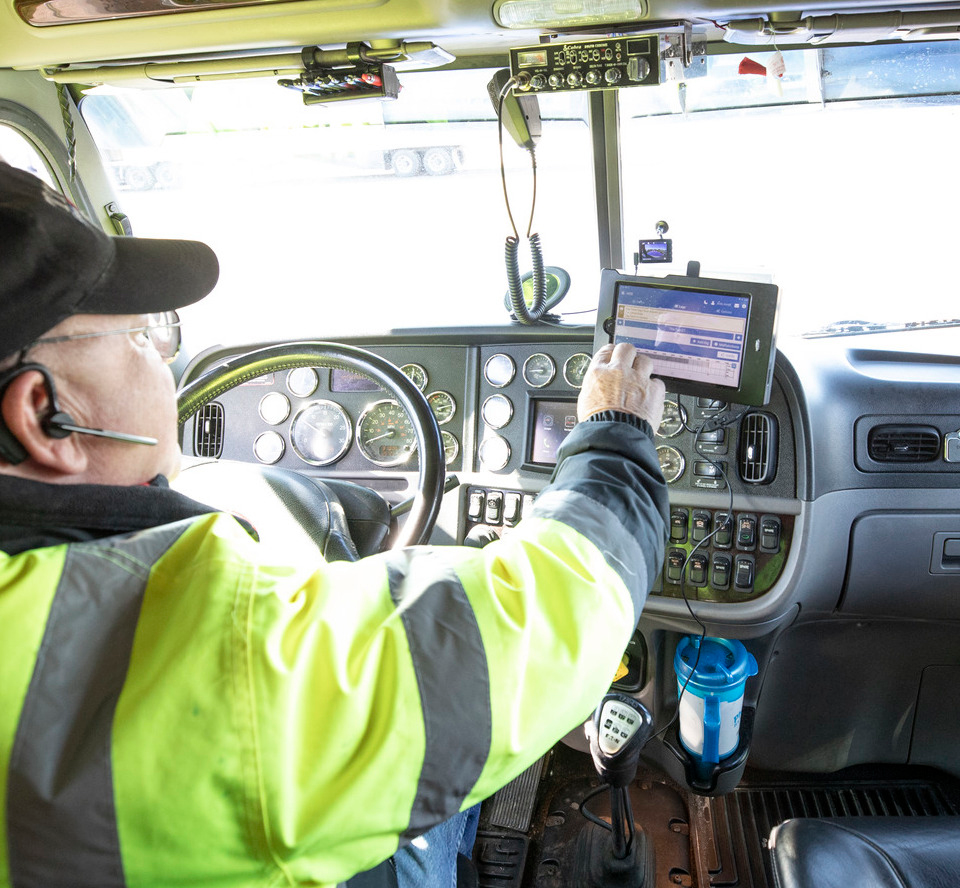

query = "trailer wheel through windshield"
[
  {"left": 390, "top": 149, "right": 421, "bottom": 177},
  {"left": 422, "top": 147, "right": 454, "bottom": 176}
]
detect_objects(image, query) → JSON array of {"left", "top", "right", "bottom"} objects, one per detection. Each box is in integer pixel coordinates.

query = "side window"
[{"left": 0, "top": 124, "right": 56, "bottom": 185}]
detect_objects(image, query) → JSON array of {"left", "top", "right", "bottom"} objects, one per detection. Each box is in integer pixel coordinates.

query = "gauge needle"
[{"left": 365, "top": 428, "right": 396, "bottom": 444}]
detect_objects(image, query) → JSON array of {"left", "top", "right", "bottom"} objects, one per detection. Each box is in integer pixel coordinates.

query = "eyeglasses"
[{"left": 27, "top": 311, "right": 182, "bottom": 364}]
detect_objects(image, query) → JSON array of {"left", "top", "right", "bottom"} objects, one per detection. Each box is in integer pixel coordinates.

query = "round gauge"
[
  {"left": 441, "top": 430, "right": 460, "bottom": 466},
  {"left": 358, "top": 400, "right": 417, "bottom": 467},
  {"left": 258, "top": 392, "right": 291, "bottom": 425},
  {"left": 523, "top": 353, "right": 556, "bottom": 388},
  {"left": 563, "top": 352, "right": 591, "bottom": 389},
  {"left": 657, "top": 400, "right": 688, "bottom": 438},
  {"left": 401, "top": 363, "right": 428, "bottom": 392},
  {"left": 484, "top": 354, "right": 515, "bottom": 388},
  {"left": 253, "top": 431, "right": 285, "bottom": 465},
  {"left": 478, "top": 435, "right": 511, "bottom": 471},
  {"left": 656, "top": 445, "right": 686, "bottom": 483},
  {"left": 287, "top": 367, "right": 319, "bottom": 398},
  {"left": 290, "top": 400, "right": 352, "bottom": 466},
  {"left": 481, "top": 394, "right": 514, "bottom": 430},
  {"left": 426, "top": 391, "right": 456, "bottom": 425}
]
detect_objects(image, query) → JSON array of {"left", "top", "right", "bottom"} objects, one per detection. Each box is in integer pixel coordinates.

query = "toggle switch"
[
  {"left": 670, "top": 508, "right": 689, "bottom": 543},
  {"left": 759, "top": 516, "right": 782, "bottom": 553}
]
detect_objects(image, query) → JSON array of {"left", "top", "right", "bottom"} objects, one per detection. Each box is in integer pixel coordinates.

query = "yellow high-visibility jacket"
[{"left": 0, "top": 416, "right": 667, "bottom": 887}]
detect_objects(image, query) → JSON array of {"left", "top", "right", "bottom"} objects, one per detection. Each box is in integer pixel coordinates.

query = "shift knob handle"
[{"left": 587, "top": 693, "right": 653, "bottom": 788}]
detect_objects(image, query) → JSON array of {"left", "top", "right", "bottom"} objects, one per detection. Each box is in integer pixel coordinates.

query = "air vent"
[
  {"left": 193, "top": 402, "right": 224, "bottom": 458},
  {"left": 868, "top": 424, "right": 940, "bottom": 463},
  {"left": 738, "top": 412, "right": 778, "bottom": 484}
]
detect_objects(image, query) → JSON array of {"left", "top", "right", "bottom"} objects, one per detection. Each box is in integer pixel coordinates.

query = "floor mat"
[
  {"left": 477, "top": 742, "right": 960, "bottom": 888},
  {"left": 512, "top": 744, "right": 695, "bottom": 888}
]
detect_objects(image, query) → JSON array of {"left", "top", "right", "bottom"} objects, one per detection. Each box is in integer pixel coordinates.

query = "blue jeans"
[{"left": 394, "top": 805, "right": 481, "bottom": 888}]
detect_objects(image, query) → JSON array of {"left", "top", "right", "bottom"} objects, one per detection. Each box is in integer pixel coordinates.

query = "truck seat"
[{"left": 769, "top": 816, "right": 960, "bottom": 888}]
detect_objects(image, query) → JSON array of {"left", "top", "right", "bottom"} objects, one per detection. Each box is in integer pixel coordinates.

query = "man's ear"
[{"left": 0, "top": 370, "right": 87, "bottom": 474}]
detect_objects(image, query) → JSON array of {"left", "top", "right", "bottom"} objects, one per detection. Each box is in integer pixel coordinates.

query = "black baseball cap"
[{"left": 0, "top": 161, "right": 219, "bottom": 359}]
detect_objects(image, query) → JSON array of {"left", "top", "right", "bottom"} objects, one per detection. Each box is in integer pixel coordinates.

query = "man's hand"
[{"left": 577, "top": 343, "right": 666, "bottom": 431}]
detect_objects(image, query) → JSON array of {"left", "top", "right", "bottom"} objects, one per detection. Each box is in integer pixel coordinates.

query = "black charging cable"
[{"left": 648, "top": 406, "right": 741, "bottom": 744}]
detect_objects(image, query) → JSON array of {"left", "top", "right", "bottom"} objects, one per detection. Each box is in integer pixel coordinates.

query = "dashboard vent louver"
[
  {"left": 738, "top": 412, "right": 778, "bottom": 484},
  {"left": 193, "top": 402, "right": 224, "bottom": 458},
  {"left": 868, "top": 424, "right": 940, "bottom": 463}
]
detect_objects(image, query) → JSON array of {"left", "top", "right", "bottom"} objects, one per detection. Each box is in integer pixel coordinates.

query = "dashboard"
[
  {"left": 179, "top": 325, "right": 960, "bottom": 624},
  {"left": 179, "top": 327, "right": 802, "bottom": 612}
]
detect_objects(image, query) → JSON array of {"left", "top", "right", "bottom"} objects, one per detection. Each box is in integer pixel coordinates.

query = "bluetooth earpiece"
[
  {"left": 0, "top": 362, "right": 157, "bottom": 465},
  {"left": 42, "top": 410, "right": 74, "bottom": 440}
]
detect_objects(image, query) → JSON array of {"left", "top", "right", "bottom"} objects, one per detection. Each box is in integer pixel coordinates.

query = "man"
[{"left": 0, "top": 161, "right": 668, "bottom": 887}]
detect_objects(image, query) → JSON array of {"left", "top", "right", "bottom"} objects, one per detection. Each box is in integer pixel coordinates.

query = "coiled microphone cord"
[
  {"left": 497, "top": 77, "right": 547, "bottom": 324},
  {"left": 505, "top": 232, "right": 545, "bottom": 323}
]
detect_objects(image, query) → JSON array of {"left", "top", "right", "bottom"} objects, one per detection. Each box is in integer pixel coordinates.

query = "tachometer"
[
  {"left": 290, "top": 400, "right": 352, "bottom": 466},
  {"left": 358, "top": 400, "right": 417, "bottom": 467}
]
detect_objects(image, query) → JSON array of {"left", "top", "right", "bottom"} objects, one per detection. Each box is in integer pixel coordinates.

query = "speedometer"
[{"left": 358, "top": 400, "right": 417, "bottom": 467}]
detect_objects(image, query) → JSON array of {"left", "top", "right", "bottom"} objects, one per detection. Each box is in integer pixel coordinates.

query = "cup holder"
[{"left": 644, "top": 707, "right": 755, "bottom": 796}]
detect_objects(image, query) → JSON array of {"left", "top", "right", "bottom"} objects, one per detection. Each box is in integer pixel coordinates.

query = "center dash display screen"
[
  {"left": 613, "top": 283, "right": 750, "bottom": 388},
  {"left": 530, "top": 400, "right": 578, "bottom": 466}
]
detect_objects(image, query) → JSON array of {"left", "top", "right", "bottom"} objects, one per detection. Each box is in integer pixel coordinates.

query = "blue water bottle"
[{"left": 673, "top": 636, "right": 757, "bottom": 777}]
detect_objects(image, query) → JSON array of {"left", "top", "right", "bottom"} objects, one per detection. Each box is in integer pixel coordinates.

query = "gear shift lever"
[
  {"left": 577, "top": 693, "right": 655, "bottom": 886},
  {"left": 590, "top": 694, "right": 653, "bottom": 787},
  {"left": 588, "top": 693, "right": 653, "bottom": 857}
]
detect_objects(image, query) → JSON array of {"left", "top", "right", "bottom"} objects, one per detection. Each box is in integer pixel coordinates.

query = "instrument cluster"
[{"left": 210, "top": 352, "right": 467, "bottom": 474}]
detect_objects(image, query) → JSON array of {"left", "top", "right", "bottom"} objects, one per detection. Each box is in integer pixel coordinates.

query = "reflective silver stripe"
[
  {"left": 386, "top": 550, "right": 491, "bottom": 842},
  {"left": 530, "top": 489, "right": 653, "bottom": 622},
  {"left": 7, "top": 523, "right": 191, "bottom": 888}
]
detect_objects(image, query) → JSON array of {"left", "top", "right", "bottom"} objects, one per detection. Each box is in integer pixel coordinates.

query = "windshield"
[
  {"left": 80, "top": 41, "right": 960, "bottom": 349},
  {"left": 619, "top": 42, "right": 960, "bottom": 339},
  {"left": 82, "top": 70, "right": 597, "bottom": 349}
]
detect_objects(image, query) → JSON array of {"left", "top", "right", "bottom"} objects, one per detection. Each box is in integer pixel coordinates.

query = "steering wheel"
[{"left": 176, "top": 342, "right": 444, "bottom": 549}]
